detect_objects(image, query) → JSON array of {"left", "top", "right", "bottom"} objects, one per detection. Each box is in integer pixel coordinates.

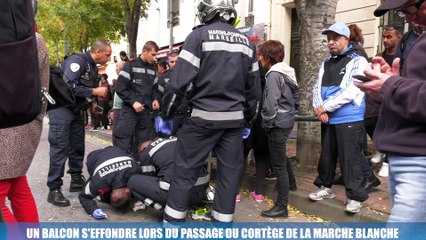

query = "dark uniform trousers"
[
  {"left": 163, "top": 119, "right": 244, "bottom": 222},
  {"left": 113, "top": 103, "right": 153, "bottom": 154},
  {"left": 172, "top": 112, "right": 190, "bottom": 136},
  {"left": 314, "top": 121, "right": 368, "bottom": 202},
  {"left": 128, "top": 174, "right": 206, "bottom": 210},
  {"left": 47, "top": 107, "right": 85, "bottom": 189}
]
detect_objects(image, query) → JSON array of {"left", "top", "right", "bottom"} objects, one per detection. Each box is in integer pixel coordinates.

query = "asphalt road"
[{"left": 27, "top": 117, "right": 312, "bottom": 223}]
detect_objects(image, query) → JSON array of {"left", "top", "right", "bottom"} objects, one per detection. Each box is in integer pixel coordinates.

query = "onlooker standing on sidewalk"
[
  {"left": 369, "top": 25, "right": 401, "bottom": 177},
  {"left": 97, "top": 73, "right": 112, "bottom": 130},
  {"left": 0, "top": 0, "right": 49, "bottom": 222},
  {"left": 236, "top": 59, "right": 273, "bottom": 204},
  {"left": 89, "top": 98, "right": 102, "bottom": 132},
  {"left": 114, "top": 41, "right": 160, "bottom": 155},
  {"left": 111, "top": 61, "right": 125, "bottom": 142},
  {"left": 395, "top": 21, "right": 423, "bottom": 70},
  {"left": 377, "top": 25, "right": 402, "bottom": 66},
  {"left": 348, "top": 24, "right": 382, "bottom": 190},
  {"left": 47, "top": 40, "right": 110, "bottom": 207},
  {"left": 348, "top": 24, "right": 369, "bottom": 60},
  {"left": 310, "top": 22, "right": 369, "bottom": 214},
  {"left": 356, "top": 0, "right": 426, "bottom": 222},
  {"left": 160, "top": 0, "right": 260, "bottom": 222},
  {"left": 258, "top": 40, "right": 299, "bottom": 218},
  {"left": 119, "top": 51, "right": 129, "bottom": 62}
]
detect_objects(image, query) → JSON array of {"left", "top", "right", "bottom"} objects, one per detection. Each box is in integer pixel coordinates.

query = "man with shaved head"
[{"left": 47, "top": 40, "right": 111, "bottom": 207}]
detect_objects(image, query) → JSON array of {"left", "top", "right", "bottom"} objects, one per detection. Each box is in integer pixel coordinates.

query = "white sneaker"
[
  {"left": 345, "top": 199, "right": 362, "bottom": 213},
  {"left": 378, "top": 162, "right": 389, "bottom": 177},
  {"left": 132, "top": 200, "right": 146, "bottom": 212},
  {"left": 371, "top": 151, "right": 385, "bottom": 163},
  {"left": 309, "top": 186, "right": 336, "bottom": 201}
]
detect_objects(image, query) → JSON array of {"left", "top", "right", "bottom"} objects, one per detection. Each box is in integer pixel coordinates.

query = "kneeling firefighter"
[{"left": 128, "top": 137, "right": 210, "bottom": 212}]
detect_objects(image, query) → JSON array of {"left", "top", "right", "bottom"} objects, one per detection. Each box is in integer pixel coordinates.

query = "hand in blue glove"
[
  {"left": 243, "top": 128, "right": 251, "bottom": 139},
  {"left": 154, "top": 116, "right": 162, "bottom": 133},
  {"left": 158, "top": 118, "right": 174, "bottom": 136},
  {"left": 92, "top": 209, "right": 107, "bottom": 220}
]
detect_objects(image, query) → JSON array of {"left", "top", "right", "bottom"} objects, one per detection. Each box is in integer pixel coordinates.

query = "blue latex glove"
[
  {"left": 154, "top": 116, "right": 162, "bottom": 133},
  {"left": 158, "top": 118, "right": 174, "bottom": 136},
  {"left": 92, "top": 209, "right": 107, "bottom": 220},
  {"left": 243, "top": 128, "right": 251, "bottom": 139}
]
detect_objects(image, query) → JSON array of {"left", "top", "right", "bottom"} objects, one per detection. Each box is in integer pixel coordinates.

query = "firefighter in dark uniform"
[
  {"left": 78, "top": 146, "right": 141, "bottom": 220},
  {"left": 159, "top": 0, "right": 261, "bottom": 222},
  {"left": 156, "top": 62, "right": 192, "bottom": 136},
  {"left": 47, "top": 40, "right": 111, "bottom": 207},
  {"left": 114, "top": 41, "right": 160, "bottom": 155},
  {"left": 128, "top": 137, "right": 209, "bottom": 211},
  {"left": 170, "top": 84, "right": 192, "bottom": 136}
]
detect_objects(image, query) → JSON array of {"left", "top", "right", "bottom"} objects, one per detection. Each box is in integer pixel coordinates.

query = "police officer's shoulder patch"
[{"left": 70, "top": 63, "right": 81, "bottom": 72}]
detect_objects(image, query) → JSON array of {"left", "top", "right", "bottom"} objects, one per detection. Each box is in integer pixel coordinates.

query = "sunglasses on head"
[{"left": 394, "top": 0, "right": 425, "bottom": 18}]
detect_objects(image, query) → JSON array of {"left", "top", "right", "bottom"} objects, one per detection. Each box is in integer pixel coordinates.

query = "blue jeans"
[{"left": 388, "top": 154, "right": 426, "bottom": 222}]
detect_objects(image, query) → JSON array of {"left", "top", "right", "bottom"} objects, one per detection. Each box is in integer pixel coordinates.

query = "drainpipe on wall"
[
  {"left": 268, "top": 0, "right": 272, "bottom": 39},
  {"left": 169, "top": 0, "right": 174, "bottom": 52}
]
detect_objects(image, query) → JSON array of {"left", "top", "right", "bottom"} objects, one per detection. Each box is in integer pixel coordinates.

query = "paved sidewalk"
[
  {"left": 241, "top": 163, "right": 390, "bottom": 222},
  {"left": 88, "top": 128, "right": 391, "bottom": 222}
]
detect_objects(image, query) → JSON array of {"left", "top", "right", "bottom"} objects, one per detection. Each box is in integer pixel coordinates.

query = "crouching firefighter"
[
  {"left": 78, "top": 146, "right": 141, "bottom": 220},
  {"left": 128, "top": 137, "right": 210, "bottom": 213}
]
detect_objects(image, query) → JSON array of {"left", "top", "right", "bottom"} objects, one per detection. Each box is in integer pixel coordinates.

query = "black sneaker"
[
  {"left": 365, "top": 174, "right": 381, "bottom": 190},
  {"left": 261, "top": 204, "right": 288, "bottom": 218}
]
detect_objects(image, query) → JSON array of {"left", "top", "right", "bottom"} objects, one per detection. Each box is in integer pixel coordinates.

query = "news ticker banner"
[{"left": 1, "top": 222, "right": 426, "bottom": 240}]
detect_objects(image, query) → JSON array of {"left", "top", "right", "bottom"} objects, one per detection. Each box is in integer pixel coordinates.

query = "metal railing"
[{"left": 295, "top": 115, "right": 319, "bottom": 122}]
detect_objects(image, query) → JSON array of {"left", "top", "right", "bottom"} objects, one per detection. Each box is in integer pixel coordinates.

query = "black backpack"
[
  {"left": 46, "top": 53, "right": 101, "bottom": 112},
  {"left": 46, "top": 65, "right": 76, "bottom": 111},
  {"left": 0, "top": 0, "right": 42, "bottom": 128}
]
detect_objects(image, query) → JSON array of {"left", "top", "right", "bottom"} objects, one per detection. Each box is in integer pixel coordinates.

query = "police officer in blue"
[
  {"left": 128, "top": 137, "right": 209, "bottom": 211},
  {"left": 79, "top": 146, "right": 141, "bottom": 220},
  {"left": 159, "top": 0, "right": 261, "bottom": 222},
  {"left": 47, "top": 40, "right": 111, "bottom": 207},
  {"left": 114, "top": 41, "right": 160, "bottom": 155}
]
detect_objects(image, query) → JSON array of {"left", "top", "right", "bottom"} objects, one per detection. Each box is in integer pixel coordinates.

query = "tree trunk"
[
  {"left": 84, "top": 32, "right": 90, "bottom": 53},
  {"left": 294, "top": 0, "right": 338, "bottom": 169},
  {"left": 78, "top": 32, "right": 83, "bottom": 53},
  {"left": 63, "top": 27, "right": 69, "bottom": 57},
  {"left": 54, "top": 38, "right": 60, "bottom": 66},
  {"left": 123, "top": 0, "right": 141, "bottom": 58}
]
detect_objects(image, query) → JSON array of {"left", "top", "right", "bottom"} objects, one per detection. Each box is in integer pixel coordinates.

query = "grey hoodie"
[{"left": 261, "top": 62, "right": 299, "bottom": 129}]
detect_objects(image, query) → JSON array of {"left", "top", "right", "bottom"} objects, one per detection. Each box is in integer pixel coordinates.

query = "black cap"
[{"left": 374, "top": 0, "right": 410, "bottom": 16}]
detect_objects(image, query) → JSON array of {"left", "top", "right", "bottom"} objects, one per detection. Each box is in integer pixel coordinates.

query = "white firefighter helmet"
[{"left": 197, "top": 0, "right": 237, "bottom": 25}]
